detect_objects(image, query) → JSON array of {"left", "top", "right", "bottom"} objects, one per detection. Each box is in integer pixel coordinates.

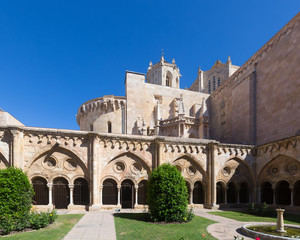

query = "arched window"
[
  {"left": 213, "top": 76, "right": 216, "bottom": 91},
  {"left": 53, "top": 177, "right": 70, "bottom": 209},
  {"left": 227, "top": 182, "right": 237, "bottom": 203},
  {"left": 261, "top": 182, "right": 273, "bottom": 204},
  {"left": 276, "top": 181, "right": 291, "bottom": 205},
  {"left": 74, "top": 178, "right": 89, "bottom": 205},
  {"left": 239, "top": 182, "right": 249, "bottom": 203},
  {"left": 218, "top": 77, "right": 221, "bottom": 87},
  {"left": 108, "top": 121, "right": 112, "bottom": 133},
  {"left": 166, "top": 76, "right": 170, "bottom": 86},
  {"left": 103, "top": 179, "right": 117, "bottom": 205},
  {"left": 216, "top": 182, "right": 225, "bottom": 204},
  {"left": 138, "top": 180, "right": 148, "bottom": 205},
  {"left": 208, "top": 80, "right": 211, "bottom": 94},
  {"left": 294, "top": 181, "right": 300, "bottom": 206},
  {"left": 32, "top": 177, "right": 49, "bottom": 205},
  {"left": 193, "top": 181, "right": 204, "bottom": 204}
]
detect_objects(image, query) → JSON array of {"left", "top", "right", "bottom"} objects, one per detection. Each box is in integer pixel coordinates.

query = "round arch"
[
  {"left": 102, "top": 178, "right": 118, "bottom": 205},
  {"left": 73, "top": 177, "right": 89, "bottom": 205},
  {"left": 53, "top": 177, "right": 70, "bottom": 209},
  {"left": 32, "top": 176, "right": 49, "bottom": 205}
]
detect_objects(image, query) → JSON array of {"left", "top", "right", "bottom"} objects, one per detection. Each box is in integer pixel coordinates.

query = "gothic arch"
[
  {"left": 173, "top": 154, "right": 208, "bottom": 181},
  {"left": 0, "top": 152, "right": 9, "bottom": 169},
  {"left": 108, "top": 151, "right": 151, "bottom": 173},
  {"left": 257, "top": 154, "right": 300, "bottom": 186},
  {"left": 27, "top": 146, "right": 89, "bottom": 180},
  {"left": 219, "top": 157, "right": 255, "bottom": 186},
  {"left": 101, "top": 175, "right": 120, "bottom": 185}
]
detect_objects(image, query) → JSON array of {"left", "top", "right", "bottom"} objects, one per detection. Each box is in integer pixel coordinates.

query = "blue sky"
[{"left": 1, "top": 1, "right": 299, "bottom": 130}]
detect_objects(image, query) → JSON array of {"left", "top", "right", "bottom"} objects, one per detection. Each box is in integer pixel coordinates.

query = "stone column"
[
  {"left": 47, "top": 183, "right": 53, "bottom": 207},
  {"left": 117, "top": 185, "right": 121, "bottom": 207},
  {"left": 273, "top": 187, "right": 276, "bottom": 204},
  {"left": 135, "top": 185, "right": 138, "bottom": 207},
  {"left": 257, "top": 187, "right": 261, "bottom": 203},
  {"left": 69, "top": 184, "right": 74, "bottom": 205},
  {"left": 276, "top": 209, "right": 286, "bottom": 233},
  {"left": 208, "top": 143, "right": 217, "bottom": 207},
  {"left": 10, "top": 129, "right": 24, "bottom": 169},
  {"left": 100, "top": 185, "right": 103, "bottom": 206},
  {"left": 190, "top": 187, "right": 194, "bottom": 205},
  {"left": 290, "top": 186, "right": 294, "bottom": 206}
]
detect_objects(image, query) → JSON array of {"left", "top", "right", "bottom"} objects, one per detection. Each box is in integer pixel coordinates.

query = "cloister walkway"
[{"left": 61, "top": 209, "right": 258, "bottom": 240}]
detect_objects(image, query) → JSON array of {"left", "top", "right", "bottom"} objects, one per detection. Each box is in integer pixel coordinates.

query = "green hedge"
[
  {"left": 0, "top": 167, "right": 57, "bottom": 235},
  {"left": 148, "top": 163, "right": 193, "bottom": 222}
]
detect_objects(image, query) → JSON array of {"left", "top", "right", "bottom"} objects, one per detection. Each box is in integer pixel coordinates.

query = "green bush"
[
  {"left": 247, "top": 202, "right": 275, "bottom": 217},
  {"left": 148, "top": 163, "right": 193, "bottom": 222},
  {"left": 29, "top": 210, "right": 58, "bottom": 229},
  {"left": 0, "top": 168, "right": 58, "bottom": 235},
  {"left": 0, "top": 167, "right": 34, "bottom": 234}
]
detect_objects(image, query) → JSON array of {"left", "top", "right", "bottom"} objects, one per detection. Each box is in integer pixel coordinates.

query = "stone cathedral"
[{"left": 0, "top": 13, "right": 299, "bottom": 211}]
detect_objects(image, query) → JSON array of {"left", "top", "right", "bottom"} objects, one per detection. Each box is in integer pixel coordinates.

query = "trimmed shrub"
[
  {"left": 148, "top": 163, "right": 193, "bottom": 222},
  {"left": 0, "top": 167, "right": 34, "bottom": 234}
]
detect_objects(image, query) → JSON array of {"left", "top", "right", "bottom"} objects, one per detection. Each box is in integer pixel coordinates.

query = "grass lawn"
[
  {"left": 114, "top": 213, "right": 217, "bottom": 240},
  {"left": 2, "top": 214, "right": 83, "bottom": 240},
  {"left": 209, "top": 211, "right": 300, "bottom": 225}
]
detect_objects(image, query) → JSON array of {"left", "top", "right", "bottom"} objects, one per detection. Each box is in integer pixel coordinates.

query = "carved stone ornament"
[
  {"left": 268, "top": 166, "right": 279, "bottom": 176},
  {"left": 42, "top": 157, "right": 57, "bottom": 170},
  {"left": 285, "top": 163, "right": 298, "bottom": 175},
  {"left": 114, "top": 162, "right": 125, "bottom": 173},
  {"left": 175, "top": 165, "right": 182, "bottom": 172},
  {"left": 222, "top": 167, "right": 231, "bottom": 177},
  {"left": 131, "top": 163, "right": 142, "bottom": 174},
  {"left": 64, "top": 159, "right": 77, "bottom": 171},
  {"left": 187, "top": 165, "right": 196, "bottom": 175}
]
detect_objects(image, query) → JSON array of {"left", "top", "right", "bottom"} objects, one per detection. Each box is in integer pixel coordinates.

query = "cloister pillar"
[
  {"left": 47, "top": 183, "right": 53, "bottom": 207},
  {"left": 117, "top": 185, "right": 121, "bottom": 207},
  {"left": 100, "top": 185, "right": 103, "bottom": 206},
  {"left": 190, "top": 187, "right": 194, "bottom": 205},
  {"left": 69, "top": 184, "right": 74, "bottom": 205},
  {"left": 135, "top": 185, "right": 138, "bottom": 207},
  {"left": 290, "top": 186, "right": 294, "bottom": 206}
]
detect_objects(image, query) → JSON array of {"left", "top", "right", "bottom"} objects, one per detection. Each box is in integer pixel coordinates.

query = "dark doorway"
[
  {"left": 276, "top": 181, "right": 291, "bottom": 205},
  {"left": 53, "top": 177, "right": 70, "bottom": 209},
  {"left": 102, "top": 179, "right": 117, "bottom": 205},
  {"left": 294, "top": 181, "right": 300, "bottom": 206},
  {"left": 216, "top": 182, "right": 224, "bottom": 204},
  {"left": 227, "top": 182, "right": 237, "bottom": 203},
  {"left": 239, "top": 182, "right": 249, "bottom": 203},
  {"left": 32, "top": 177, "right": 48, "bottom": 205},
  {"left": 74, "top": 178, "right": 89, "bottom": 205},
  {"left": 121, "top": 179, "right": 135, "bottom": 208},
  {"left": 261, "top": 182, "right": 273, "bottom": 204},
  {"left": 138, "top": 180, "right": 148, "bottom": 205},
  {"left": 193, "top": 181, "right": 204, "bottom": 204}
]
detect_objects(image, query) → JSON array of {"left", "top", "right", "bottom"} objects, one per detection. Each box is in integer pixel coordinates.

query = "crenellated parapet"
[{"left": 76, "top": 95, "right": 126, "bottom": 125}]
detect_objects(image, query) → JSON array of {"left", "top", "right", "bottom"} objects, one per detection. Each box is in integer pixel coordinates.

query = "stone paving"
[
  {"left": 61, "top": 209, "right": 261, "bottom": 240},
  {"left": 63, "top": 211, "right": 116, "bottom": 240}
]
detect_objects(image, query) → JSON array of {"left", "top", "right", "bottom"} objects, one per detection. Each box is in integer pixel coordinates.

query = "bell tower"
[{"left": 146, "top": 51, "right": 181, "bottom": 88}]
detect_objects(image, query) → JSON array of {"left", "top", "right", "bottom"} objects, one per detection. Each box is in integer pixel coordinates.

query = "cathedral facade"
[{"left": 0, "top": 13, "right": 299, "bottom": 211}]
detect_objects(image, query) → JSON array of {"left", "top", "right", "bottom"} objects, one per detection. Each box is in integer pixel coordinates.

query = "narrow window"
[
  {"left": 166, "top": 76, "right": 170, "bottom": 86},
  {"left": 213, "top": 76, "right": 216, "bottom": 91},
  {"left": 218, "top": 77, "right": 221, "bottom": 87},
  {"left": 90, "top": 124, "right": 93, "bottom": 131},
  {"left": 108, "top": 121, "right": 112, "bottom": 133},
  {"left": 208, "top": 80, "right": 211, "bottom": 94}
]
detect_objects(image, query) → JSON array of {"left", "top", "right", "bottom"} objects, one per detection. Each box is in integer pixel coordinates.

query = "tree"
[{"left": 148, "top": 163, "right": 191, "bottom": 222}]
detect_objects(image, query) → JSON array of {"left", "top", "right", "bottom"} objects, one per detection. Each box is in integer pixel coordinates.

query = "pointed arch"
[
  {"left": 172, "top": 154, "right": 208, "bottom": 182},
  {"left": 257, "top": 154, "right": 300, "bottom": 186},
  {"left": 108, "top": 151, "right": 151, "bottom": 173},
  {"left": 0, "top": 152, "right": 9, "bottom": 168},
  {"left": 27, "top": 146, "right": 89, "bottom": 180}
]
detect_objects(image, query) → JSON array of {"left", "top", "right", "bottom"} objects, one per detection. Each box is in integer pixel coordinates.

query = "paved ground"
[
  {"left": 61, "top": 209, "right": 261, "bottom": 240},
  {"left": 63, "top": 211, "right": 116, "bottom": 240},
  {"left": 194, "top": 209, "right": 255, "bottom": 240}
]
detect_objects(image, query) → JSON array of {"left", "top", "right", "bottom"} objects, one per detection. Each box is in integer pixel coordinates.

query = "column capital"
[
  {"left": 117, "top": 185, "right": 121, "bottom": 189},
  {"left": 68, "top": 184, "right": 74, "bottom": 190},
  {"left": 289, "top": 186, "right": 294, "bottom": 190},
  {"left": 134, "top": 185, "right": 139, "bottom": 190},
  {"left": 47, "top": 183, "right": 53, "bottom": 188}
]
